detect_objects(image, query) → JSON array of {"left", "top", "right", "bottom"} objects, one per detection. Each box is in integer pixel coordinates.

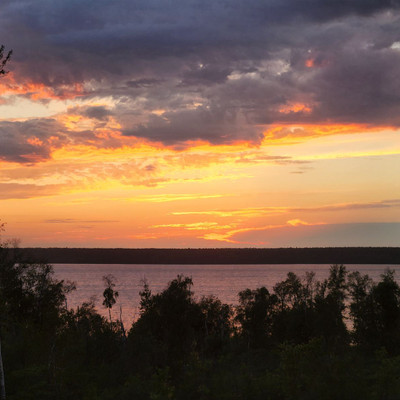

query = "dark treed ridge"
[
  {"left": 20, "top": 247, "right": 400, "bottom": 264},
  {"left": 2, "top": 250, "right": 400, "bottom": 398}
]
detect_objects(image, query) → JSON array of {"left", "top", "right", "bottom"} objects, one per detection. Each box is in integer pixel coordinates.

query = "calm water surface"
[{"left": 53, "top": 263, "right": 400, "bottom": 327}]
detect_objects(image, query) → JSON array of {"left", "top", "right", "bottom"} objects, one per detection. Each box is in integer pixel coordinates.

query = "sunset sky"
[{"left": 0, "top": 0, "right": 399, "bottom": 248}]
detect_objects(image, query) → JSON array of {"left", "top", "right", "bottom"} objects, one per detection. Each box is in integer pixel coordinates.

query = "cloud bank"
[{"left": 1, "top": 0, "right": 400, "bottom": 162}]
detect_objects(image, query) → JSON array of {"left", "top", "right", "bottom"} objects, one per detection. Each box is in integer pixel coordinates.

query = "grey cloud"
[
  {"left": 235, "top": 154, "right": 310, "bottom": 165},
  {"left": 1, "top": 0, "right": 400, "bottom": 145},
  {"left": 123, "top": 107, "right": 264, "bottom": 144},
  {"left": 180, "top": 64, "right": 232, "bottom": 86},
  {"left": 0, "top": 117, "right": 126, "bottom": 164},
  {"left": 309, "top": 47, "right": 400, "bottom": 125},
  {"left": 0, "top": 119, "right": 65, "bottom": 163},
  {"left": 126, "top": 78, "right": 164, "bottom": 88},
  {"left": 82, "top": 106, "right": 113, "bottom": 121},
  {"left": 248, "top": 0, "right": 400, "bottom": 23},
  {"left": 4, "top": 0, "right": 398, "bottom": 84}
]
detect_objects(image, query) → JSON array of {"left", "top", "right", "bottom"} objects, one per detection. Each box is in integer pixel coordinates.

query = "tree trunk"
[{"left": 0, "top": 338, "right": 6, "bottom": 400}]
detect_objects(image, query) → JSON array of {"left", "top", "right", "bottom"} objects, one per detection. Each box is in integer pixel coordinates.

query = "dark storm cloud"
[
  {"left": 0, "top": 117, "right": 124, "bottom": 163},
  {"left": 248, "top": 0, "right": 400, "bottom": 23},
  {"left": 126, "top": 78, "right": 164, "bottom": 88},
  {"left": 3, "top": 0, "right": 396, "bottom": 83},
  {"left": 123, "top": 107, "right": 263, "bottom": 144},
  {"left": 309, "top": 47, "right": 400, "bottom": 125},
  {"left": 0, "top": 119, "right": 64, "bottom": 163},
  {"left": 1, "top": 0, "right": 400, "bottom": 145},
  {"left": 81, "top": 106, "right": 113, "bottom": 121},
  {"left": 180, "top": 64, "right": 232, "bottom": 87}
]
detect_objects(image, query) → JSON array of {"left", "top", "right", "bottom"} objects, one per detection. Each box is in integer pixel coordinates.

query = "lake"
[{"left": 53, "top": 263, "right": 400, "bottom": 327}]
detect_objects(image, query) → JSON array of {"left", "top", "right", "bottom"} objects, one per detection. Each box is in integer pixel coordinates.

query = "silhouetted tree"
[
  {"left": 272, "top": 271, "right": 318, "bottom": 344},
  {"left": 312, "top": 265, "right": 349, "bottom": 345},
  {"left": 274, "top": 272, "right": 305, "bottom": 311},
  {"left": 0, "top": 46, "right": 13, "bottom": 396},
  {"left": 0, "top": 46, "right": 12, "bottom": 76},
  {"left": 348, "top": 270, "right": 375, "bottom": 346},
  {"left": 198, "top": 295, "right": 233, "bottom": 355},
  {"left": 129, "top": 275, "right": 204, "bottom": 372},
  {"left": 0, "top": 223, "right": 5, "bottom": 400},
  {"left": 349, "top": 269, "right": 400, "bottom": 353},
  {"left": 0, "top": 225, "right": 74, "bottom": 399},
  {"left": 102, "top": 274, "right": 119, "bottom": 321},
  {"left": 236, "top": 287, "right": 278, "bottom": 348}
]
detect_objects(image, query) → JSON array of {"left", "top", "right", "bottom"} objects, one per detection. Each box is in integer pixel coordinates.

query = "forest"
[
  {"left": 20, "top": 247, "right": 400, "bottom": 265},
  {"left": 1, "top": 243, "right": 400, "bottom": 399}
]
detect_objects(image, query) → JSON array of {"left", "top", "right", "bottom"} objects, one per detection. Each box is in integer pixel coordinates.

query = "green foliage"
[
  {"left": 198, "top": 295, "right": 233, "bottom": 355},
  {"left": 312, "top": 264, "right": 349, "bottom": 345},
  {"left": 0, "top": 241, "right": 75, "bottom": 398},
  {"left": 240, "top": 266, "right": 350, "bottom": 347},
  {"left": 272, "top": 271, "right": 317, "bottom": 344},
  {"left": 0, "top": 242, "right": 73, "bottom": 336},
  {"left": 1, "top": 239, "right": 400, "bottom": 400},
  {"left": 372, "top": 349, "right": 400, "bottom": 399},
  {"left": 277, "top": 340, "right": 372, "bottom": 400},
  {"left": 129, "top": 275, "right": 205, "bottom": 370},
  {"left": 349, "top": 269, "right": 400, "bottom": 354},
  {"left": 236, "top": 287, "right": 277, "bottom": 348}
]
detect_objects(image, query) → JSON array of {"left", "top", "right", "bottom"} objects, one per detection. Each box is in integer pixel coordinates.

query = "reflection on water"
[{"left": 53, "top": 264, "right": 400, "bottom": 327}]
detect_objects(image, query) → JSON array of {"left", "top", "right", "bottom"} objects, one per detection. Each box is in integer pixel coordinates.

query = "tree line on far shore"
[
  {"left": 1, "top": 243, "right": 400, "bottom": 399},
  {"left": 21, "top": 246, "right": 400, "bottom": 265}
]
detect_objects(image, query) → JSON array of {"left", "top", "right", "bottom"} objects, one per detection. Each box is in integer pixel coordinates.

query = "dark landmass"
[
  {"left": 3, "top": 247, "right": 400, "bottom": 399},
  {"left": 20, "top": 246, "right": 400, "bottom": 264}
]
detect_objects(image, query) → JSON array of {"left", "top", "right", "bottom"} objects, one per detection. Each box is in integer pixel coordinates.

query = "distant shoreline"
[{"left": 20, "top": 247, "right": 400, "bottom": 265}]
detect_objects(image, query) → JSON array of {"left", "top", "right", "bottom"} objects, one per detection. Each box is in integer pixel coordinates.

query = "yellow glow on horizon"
[
  {"left": 1, "top": 104, "right": 399, "bottom": 247},
  {"left": 151, "top": 222, "right": 234, "bottom": 230},
  {"left": 262, "top": 123, "right": 397, "bottom": 146},
  {"left": 171, "top": 207, "right": 289, "bottom": 218},
  {"left": 130, "top": 194, "right": 227, "bottom": 202},
  {"left": 201, "top": 220, "right": 327, "bottom": 244},
  {"left": 287, "top": 219, "right": 314, "bottom": 226}
]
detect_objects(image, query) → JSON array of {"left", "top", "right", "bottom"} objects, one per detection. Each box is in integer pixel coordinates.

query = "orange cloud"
[
  {"left": 201, "top": 220, "right": 326, "bottom": 244},
  {"left": 287, "top": 219, "right": 313, "bottom": 226},
  {"left": 151, "top": 222, "right": 233, "bottom": 231},
  {"left": 172, "top": 200, "right": 400, "bottom": 221},
  {"left": 132, "top": 194, "right": 226, "bottom": 203},
  {"left": 279, "top": 103, "right": 312, "bottom": 114},
  {"left": 0, "top": 73, "right": 84, "bottom": 100},
  {"left": 305, "top": 58, "right": 315, "bottom": 68},
  {"left": 26, "top": 137, "right": 44, "bottom": 147},
  {"left": 172, "top": 207, "right": 288, "bottom": 218},
  {"left": 263, "top": 123, "right": 396, "bottom": 144},
  {"left": 201, "top": 232, "right": 238, "bottom": 243}
]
